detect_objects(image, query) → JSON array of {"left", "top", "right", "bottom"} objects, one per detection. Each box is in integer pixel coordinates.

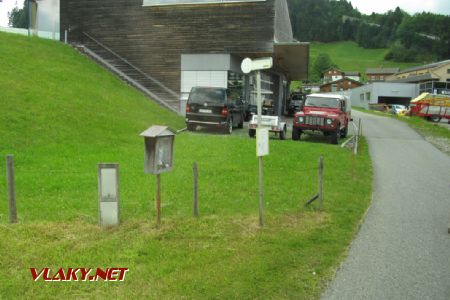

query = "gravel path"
[{"left": 322, "top": 110, "right": 450, "bottom": 300}]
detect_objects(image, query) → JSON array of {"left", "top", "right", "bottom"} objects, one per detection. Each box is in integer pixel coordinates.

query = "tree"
[
  {"left": 311, "top": 53, "right": 338, "bottom": 82},
  {"left": 8, "top": 1, "right": 28, "bottom": 29}
]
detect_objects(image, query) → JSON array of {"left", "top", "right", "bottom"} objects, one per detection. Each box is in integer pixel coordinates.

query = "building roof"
[
  {"left": 319, "top": 77, "right": 363, "bottom": 87},
  {"left": 271, "top": 42, "right": 310, "bottom": 80},
  {"left": 395, "top": 59, "right": 450, "bottom": 74},
  {"left": 323, "top": 67, "right": 343, "bottom": 74},
  {"left": 389, "top": 73, "right": 439, "bottom": 83},
  {"left": 345, "top": 71, "right": 360, "bottom": 76},
  {"left": 366, "top": 67, "right": 400, "bottom": 74}
]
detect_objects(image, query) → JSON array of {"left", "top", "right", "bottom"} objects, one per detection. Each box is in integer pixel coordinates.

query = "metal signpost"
[{"left": 241, "top": 57, "right": 273, "bottom": 226}]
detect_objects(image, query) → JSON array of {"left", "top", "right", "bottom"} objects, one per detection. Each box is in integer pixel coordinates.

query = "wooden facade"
[
  {"left": 320, "top": 77, "right": 362, "bottom": 93},
  {"left": 60, "top": 0, "right": 294, "bottom": 94}
]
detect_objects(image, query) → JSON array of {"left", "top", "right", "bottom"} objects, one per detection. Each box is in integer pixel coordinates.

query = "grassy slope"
[
  {"left": 310, "top": 41, "right": 417, "bottom": 76},
  {"left": 0, "top": 32, "right": 372, "bottom": 299}
]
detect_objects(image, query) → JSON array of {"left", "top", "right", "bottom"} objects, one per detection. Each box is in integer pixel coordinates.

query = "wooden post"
[
  {"left": 156, "top": 174, "right": 161, "bottom": 226},
  {"left": 352, "top": 143, "right": 356, "bottom": 180},
  {"left": 258, "top": 156, "right": 264, "bottom": 226},
  {"left": 6, "top": 155, "right": 17, "bottom": 223},
  {"left": 318, "top": 156, "right": 324, "bottom": 210},
  {"left": 358, "top": 119, "right": 362, "bottom": 155},
  {"left": 193, "top": 162, "right": 199, "bottom": 217}
]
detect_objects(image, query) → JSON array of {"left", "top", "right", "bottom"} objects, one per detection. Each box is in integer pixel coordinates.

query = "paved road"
[{"left": 322, "top": 110, "right": 450, "bottom": 300}]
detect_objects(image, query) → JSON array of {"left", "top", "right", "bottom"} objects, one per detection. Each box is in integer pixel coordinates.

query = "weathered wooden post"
[
  {"left": 318, "top": 156, "right": 324, "bottom": 210},
  {"left": 352, "top": 140, "right": 356, "bottom": 179},
  {"left": 193, "top": 162, "right": 199, "bottom": 217},
  {"left": 6, "top": 155, "right": 17, "bottom": 223}
]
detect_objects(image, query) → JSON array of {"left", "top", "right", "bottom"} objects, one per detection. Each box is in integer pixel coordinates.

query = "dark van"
[{"left": 185, "top": 87, "right": 245, "bottom": 134}]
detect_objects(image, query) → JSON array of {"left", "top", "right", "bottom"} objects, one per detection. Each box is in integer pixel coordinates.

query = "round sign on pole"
[{"left": 241, "top": 57, "right": 253, "bottom": 74}]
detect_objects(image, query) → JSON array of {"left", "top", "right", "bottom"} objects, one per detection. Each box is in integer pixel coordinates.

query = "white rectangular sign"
[
  {"left": 98, "top": 164, "right": 120, "bottom": 226},
  {"left": 256, "top": 128, "right": 269, "bottom": 157}
]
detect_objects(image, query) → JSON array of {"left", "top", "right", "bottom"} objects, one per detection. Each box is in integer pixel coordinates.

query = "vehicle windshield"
[
  {"left": 188, "top": 87, "right": 226, "bottom": 104},
  {"left": 305, "top": 96, "right": 340, "bottom": 108}
]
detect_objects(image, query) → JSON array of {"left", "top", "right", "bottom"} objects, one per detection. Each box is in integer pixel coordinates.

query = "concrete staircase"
[{"left": 79, "top": 32, "right": 180, "bottom": 114}]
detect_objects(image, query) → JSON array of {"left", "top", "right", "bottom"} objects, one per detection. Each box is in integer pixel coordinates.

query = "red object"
[{"left": 221, "top": 106, "right": 229, "bottom": 117}]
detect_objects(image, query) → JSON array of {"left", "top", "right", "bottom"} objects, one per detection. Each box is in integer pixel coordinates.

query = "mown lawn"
[{"left": 0, "top": 32, "right": 372, "bottom": 299}]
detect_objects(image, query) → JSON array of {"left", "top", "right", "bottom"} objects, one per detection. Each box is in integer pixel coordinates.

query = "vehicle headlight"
[
  {"left": 326, "top": 119, "right": 333, "bottom": 125},
  {"left": 298, "top": 116, "right": 304, "bottom": 123}
]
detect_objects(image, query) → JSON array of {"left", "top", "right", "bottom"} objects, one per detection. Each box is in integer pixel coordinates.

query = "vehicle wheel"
[
  {"left": 249, "top": 129, "right": 256, "bottom": 138},
  {"left": 187, "top": 123, "right": 196, "bottom": 131},
  {"left": 340, "top": 125, "right": 348, "bottom": 138},
  {"left": 237, "top": 115, "right": 244, "bottom": 129},
  {"left": 292, "top": 127, "right": 301, "bottom": 141},
  {"left": 429, "top": 115, "right": 441, "bottom": 123},
  {"left": 225, "top": 118, "right": 233, "bottom": 134},
  {"left": 280, "top": 125, "right": 287, "bottom": 140},
  {"left": 330, "top": 128, "right": 339, "bottom": 144}
]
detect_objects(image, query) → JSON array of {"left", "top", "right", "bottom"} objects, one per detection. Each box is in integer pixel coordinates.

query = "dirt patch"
[{"left": 424, "top": 136, "right": 450, "bottom": 156}]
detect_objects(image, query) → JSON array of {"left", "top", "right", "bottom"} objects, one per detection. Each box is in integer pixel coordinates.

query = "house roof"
[
  {"left": 345, "top": 71, "right": 360, "bottom": 76},
  {"left": 320, "top": 77, "right": 363, "bottom": 87},
  {"left": 366, "top": 67, "right": 399, "bottom": 74},
  {"left": 389, "top": 73, "right": 439, "bottom": 83},
  {"left": 395, "top": 59, "right": 450, "bottom": 74},
  {"left": 323, "top": 67, "right": 343, "bottom": 74}
]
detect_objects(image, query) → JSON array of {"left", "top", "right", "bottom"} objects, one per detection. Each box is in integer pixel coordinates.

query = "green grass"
[
  {"left": 310, "top": 41, "right": 416, "bottom": 76},
  {"left": 0, "top": 32, "right": 372, "bottom": 299}
]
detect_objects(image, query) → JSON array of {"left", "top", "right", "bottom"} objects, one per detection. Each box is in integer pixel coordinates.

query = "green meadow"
[{"left": 0, "top": 32, "right": 372, "bottom": 299}]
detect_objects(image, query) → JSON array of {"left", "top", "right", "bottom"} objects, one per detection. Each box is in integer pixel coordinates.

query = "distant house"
[
  {"left": 344, "top": 71, "right": 361, "bottom": 82},
  {"left": 323, "top": 67, "right": 344, "bottom": 83},
  {"left": 385, "top": 60, "right": 450, "bottom": 95},
  {"left": 320, "top": 77, "right": 363, "bottom": 93},
  {"left": 322, "top": 68, "right": 361, "bottom": 83},
  {"left": 366, "top": 67, "right": 400, "bottom": 82}
]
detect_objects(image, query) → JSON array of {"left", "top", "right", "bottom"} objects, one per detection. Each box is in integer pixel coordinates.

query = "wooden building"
[
  {"left": 60, "top": 0, "right": 309, "bottom": 114},
  {"left": 320, "top": 77, "right": 363, "bottom": 93},
  {"left": 366, "top": 67, "right": 399, "bottom": 82},
  {"left": 322, "top": 67, "right": 344, "bottom": 83}
]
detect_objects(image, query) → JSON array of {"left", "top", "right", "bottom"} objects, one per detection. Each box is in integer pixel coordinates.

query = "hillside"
[
  {"left": 288, "top": 0, "right": 450, "bottom": 62},
  {"left": 0, "top": 32, "right": 372, "bottom": 298},
  {"left": 310, "top": 41, "right": 417, "bottom": 76}
]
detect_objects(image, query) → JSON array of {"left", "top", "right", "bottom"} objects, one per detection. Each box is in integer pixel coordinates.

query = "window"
[
  {"left": 366, "top": 92, "right": 371, "bottom": 101},
  {"left": 380, "top": 76, "right": 384, "bottom": 80},
  {"left": 143, "top": 0, "right": 265, "bottom": 6},
  {"left": 447, "top": 69, "right": 450, "bottom": 74},
  {"left": 360, "top": 94, "right": 364, "bottom": 101}
]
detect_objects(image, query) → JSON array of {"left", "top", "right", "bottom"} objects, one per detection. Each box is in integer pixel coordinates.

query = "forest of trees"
[{"left": 287, "top": 0, "right": 450, "bottom": 63}]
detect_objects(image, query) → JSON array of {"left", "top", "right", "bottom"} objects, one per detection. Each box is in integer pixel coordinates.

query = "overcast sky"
[{"left": 0, "top": 0, "right": 450, "bottom": 28}]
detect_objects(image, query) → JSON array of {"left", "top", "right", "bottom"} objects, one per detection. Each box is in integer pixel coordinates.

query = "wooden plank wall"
[{"left": 61, "top": 0, "right": 285, "bottom": 92}]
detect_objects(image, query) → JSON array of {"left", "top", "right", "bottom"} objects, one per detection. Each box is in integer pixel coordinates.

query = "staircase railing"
[{"left": 82, "top": 32, "right": 180, "bottom": 105}]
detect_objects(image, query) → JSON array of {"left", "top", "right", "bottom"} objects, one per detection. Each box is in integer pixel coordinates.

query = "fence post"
[
  {"left": 156, "top": 174, "right": 161, "bottom": 226},
  {"left": 193, "top": 162, "right": 199, "bottom": 217},
  {"left": 6, "top": 155, "right": 17, "bottom": 223},
  {"left": 318, "top": 156, "right": 324, "bottom": 210}
]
